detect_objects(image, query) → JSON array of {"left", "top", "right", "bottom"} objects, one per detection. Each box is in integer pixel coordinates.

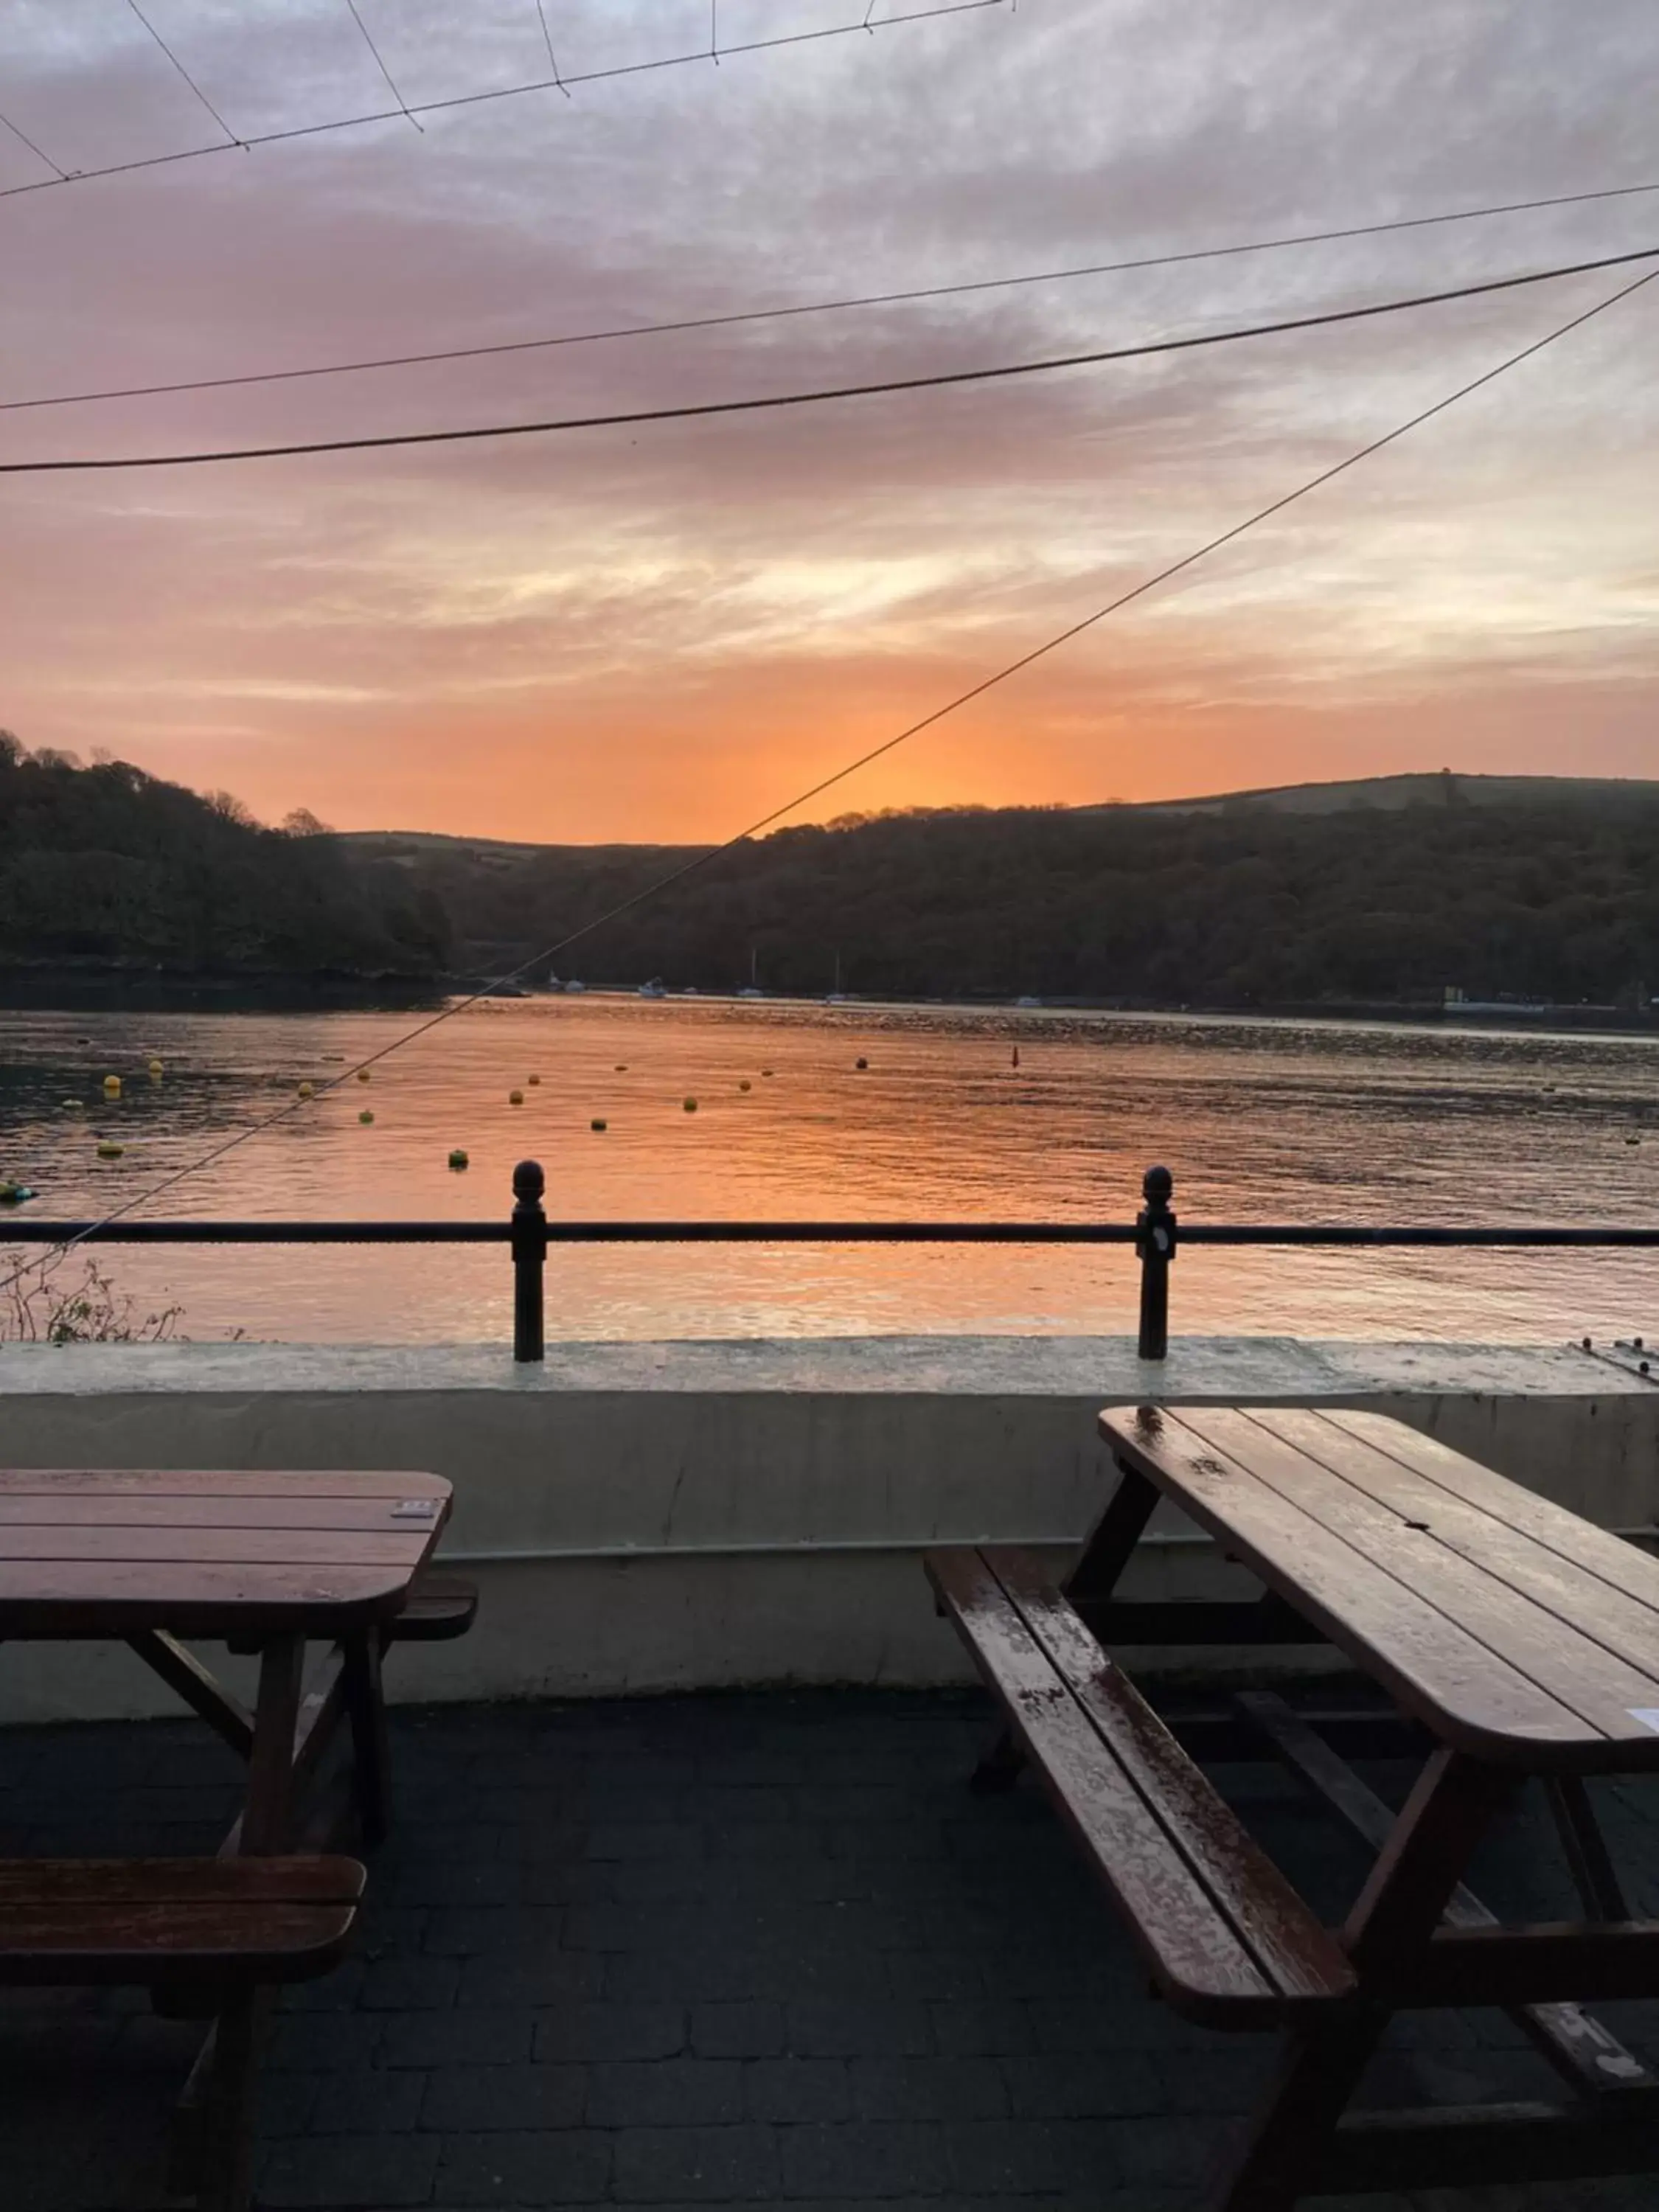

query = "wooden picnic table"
[
  {"left": 930, "top": 1405, "right": 1659, "bottom": 2208},
  {"left": 0, "top": 1467, "right": 453, "bottom": 1852}
]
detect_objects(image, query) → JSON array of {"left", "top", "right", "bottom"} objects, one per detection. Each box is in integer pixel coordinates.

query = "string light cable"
[
  {"left": 7, "top": 175, "right": 1659, "bottom": 419},
  {"left": 0, "top": 1, "right": 1006, "bottom": 203},
  {"left": 342, "top": 0, "right": 424, "bottom": 133},
  {"left": 3, "top": 242, "right": 1656, "bottom": 475},
  {"left": 124, "top": 0, "right": 243, "bottom": 145},
  {"left": 0, "top": 105, "right": 69, "bottom": 179},
  {"left": 1, "top": 255, "right": 1652, "bottom": 1300}
]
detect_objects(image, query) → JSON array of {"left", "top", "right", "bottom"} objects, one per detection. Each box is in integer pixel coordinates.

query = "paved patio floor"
[{"left": 1, "top": 1688, "right": 1656, "bottom": 2211}]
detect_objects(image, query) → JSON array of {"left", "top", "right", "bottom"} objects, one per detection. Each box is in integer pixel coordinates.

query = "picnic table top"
[
  {"left": 1101, "top": 1404, "right": 1659, "bottom": 1772},
  {"left": 0, "top": 1468, "right": 451, "bottom": 1637}
]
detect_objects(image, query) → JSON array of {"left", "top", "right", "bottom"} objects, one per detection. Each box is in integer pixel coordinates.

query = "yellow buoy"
[
  {"left": 147, "top": 1058, "right": 164, "bottom": 1078},
  {"left": 97, "top": 1139, "right": 124, "bottom": 1159},
  {"left": 509, "top": 1089, "right": 524, "bottom": 1105},
  {"left": 528, "top": 1074, "right": 541, "bottom": 1086},
  {"left": 448, "top": 1148, "right": 470, "bottom": 1170},
  {"left": 359, "top": 1109, "right": 375, "bottom": 1125},
  {"left": 683, "top": 1097, "right": 698, "bottom": 1113},
  {"left": 102, "top": 1074, "right": 122, "bottom": 1097},
  {"left": 297, "top": 1080, "right": 314, "bottom": 1099},
  {"left": 855, "top": 1057, "right": 869, "bottom": 1071},
  {"left": 357, "top": 1068, "right": 371, "bottom": 1083},
  {"left": 591, "top": 1117, "right": 608, "bottom": 1132},
  {"left": 614, "top": 1064, "right": 628, "bottom": 1072},
  {"left": 762, "top": 1068, "right": 775, "bottom": 1078},
  {"left": 739, "top": 1079, "right": 751, "bottom": 1092}
]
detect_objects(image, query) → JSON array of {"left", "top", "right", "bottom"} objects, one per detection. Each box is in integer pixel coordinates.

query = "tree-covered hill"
[
  {"left": 0, "top": 736, "right": 448, "bottom": 976},
  {"left": 10, "top": 737, "right": 1659, "bottom": 1008},
  {"left": 350, "top": 780, "right": 1659, "bottom": 1010}
]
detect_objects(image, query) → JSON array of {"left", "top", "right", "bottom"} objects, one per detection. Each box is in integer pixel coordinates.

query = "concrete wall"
[{"left": 1, "top": 1335, "right": 1655, "bottom": 1720}]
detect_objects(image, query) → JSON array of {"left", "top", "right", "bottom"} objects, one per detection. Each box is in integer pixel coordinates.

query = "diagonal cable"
[
  {"left": 125, "top": 0, "right": 241, "bottom": 144},
  {"left": 343, "top": 0, "right": 424, "bottom": 131},
  {"left": 0, "top": 105, "right": 69, "bottom": 179},
  {"left": 1, "top": 243, "right": 1654, "bottom": 474},
  {"left": 533, "top": 1, "right": 570, "bottom": 95},
  {"left": 1, "top": 258, "right": 1652, "bottom": 1301}
]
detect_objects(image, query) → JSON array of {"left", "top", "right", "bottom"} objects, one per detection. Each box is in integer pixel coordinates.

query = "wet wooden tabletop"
[
  {"left": 1101, "top": 1405, "right": 1659, "bottom": 1771},
  {"left": 0, "top": 1469, "right": 451, "bottom": 1637}
]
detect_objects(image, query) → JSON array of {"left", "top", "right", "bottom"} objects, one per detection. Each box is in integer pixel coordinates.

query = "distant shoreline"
[{"left": 3, "top": 967, "right": 1655, "bottom": 1042}]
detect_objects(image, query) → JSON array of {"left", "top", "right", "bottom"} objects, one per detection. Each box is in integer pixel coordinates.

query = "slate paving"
[{"left": 1, "top": 1687, "right": 1656, "bottom": 2211}]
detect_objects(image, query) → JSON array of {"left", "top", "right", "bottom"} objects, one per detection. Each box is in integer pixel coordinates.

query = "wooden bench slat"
[
  {"left": 1101, "top": 1408, "right": 1590, "bottom": 1761},
  {"left": 386, "top": 1573, "right": 479, "bottom": 1644},
  {"left": 0, "top": 1470, "right": 446, "bottom": 1498},
  {"left": 0, "top": 1903, "right": 358, "bottom": 1983},
  {"left": 1324, "top": 1409, "right": 1659, "bottom": 1619},
  {"left": 927, "top": 1548, "right": 1281, "bottom": 2025},
  {"left": 0, "top": 1857, "right": 365, "bottom": 1986},
  {"left": 984, "top": 1548, "right": 1355, "bottom": 2007},
  {"left": 1241, "top": 1409, "right": 1659, "bottom": 1693},
  {"left": 0, "top": 1857, "right": 365, "bottom": 1906},
  {"left": 1178, "top": 1409, "right": 1659, "bottom": 1744},
  {"left": 0, "top": 1526, "right": 423, "bottom": 1566}
]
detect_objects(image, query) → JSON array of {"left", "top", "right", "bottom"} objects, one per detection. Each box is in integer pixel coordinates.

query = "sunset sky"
[{"left": 1, "top": 0, "right": 1656, "bottom": 844}]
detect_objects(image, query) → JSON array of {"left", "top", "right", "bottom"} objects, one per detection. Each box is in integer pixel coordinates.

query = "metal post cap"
[
  {"left": 1142, "top": 1165, "right": 1173, "bottom": 1203},
  {"left": 513, "top": 1159, "right": 546, "bottom": 1201}
]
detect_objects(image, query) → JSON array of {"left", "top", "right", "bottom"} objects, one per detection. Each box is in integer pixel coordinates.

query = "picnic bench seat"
[
  {"left": 0, "top": 1854, "right": 366, "bottom": 2212},
  {"left": 926, "top": 1545, "right": 1357, "bottom": 2028},
  {"left": 384, "top": 1570, "right": 479, "bottom": 1644}
]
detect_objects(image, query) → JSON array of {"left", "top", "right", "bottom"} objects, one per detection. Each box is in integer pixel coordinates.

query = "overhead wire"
[
  {"left": 2, "top": 243, "right": 1655, "bottom": 475},
  {"left": 532, "top": 1, "right": 569, "bottom": 97},
  {"left": 0, "top": 106, "right": 69, "bottom": 181},
  {"left": 341, "top": 0, "right": 424, "bottom": 133},
  {"left": 124, "top": 0, "right": 243, "bottom": 145},
  {"left": 1, "top": 254, "right": 1652, "bottom": 1301},
  {"left": 0, "top": 1, "right": 1005, "bottom": 204},
  {"left": 7, "top": 176, "right": 1659, "bottom": 418}
]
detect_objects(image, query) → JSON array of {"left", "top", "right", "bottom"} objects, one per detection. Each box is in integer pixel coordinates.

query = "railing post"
[
  {"left": 511, "top": 1159, "right": 546, "bottom": 1363},
  {"left": 1135, "top": 1164, "right": 1176, "bottom": 1360}
]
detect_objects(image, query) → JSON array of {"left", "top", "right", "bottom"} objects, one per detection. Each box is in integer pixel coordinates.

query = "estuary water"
[{"left": 1, "top": 998, "right": 1656, "bottom": 1346}]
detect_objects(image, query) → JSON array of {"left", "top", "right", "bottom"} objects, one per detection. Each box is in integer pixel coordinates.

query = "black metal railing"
[{"left": 7, "top": 1160, "right": 1659, "bottom": 1363}]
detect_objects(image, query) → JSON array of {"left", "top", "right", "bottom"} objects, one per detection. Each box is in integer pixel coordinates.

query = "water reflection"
[{"left": 1, "top": 1001, "right": 1655, "bottom": 1344}]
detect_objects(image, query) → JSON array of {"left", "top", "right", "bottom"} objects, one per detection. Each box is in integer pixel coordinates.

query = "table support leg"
[
  {"left": 342, "top": 1631, "right": 393, "bottom": 1846},
  {"left": 1066, "top": 1461, "right": 1161, "bottom": 1610},
  {"left": 197, "top": 1989, "right": 260, "bottom": 2212},
  {"left": 1210, "top": 2008, "right": 1385, "bottom": 2212},
  {"left": 240, "top": 1635, "right": 305, "bottom": 1856},
  {"left": 1343, "top": 1747, "right": 1520, "bottom": 1971},
  {"left": 1236, "top": 1690, "right": 1654, "bottom": 2099},
  {"left": 1216, "top": 1746, "right": 1520, "bottom": 2211},
  {"left": 125, "top": 1632, "right": 254, "bottom": 1759},
  {"left": 1545, "top": 1776, "right": 1630, "bottom": 1921}
]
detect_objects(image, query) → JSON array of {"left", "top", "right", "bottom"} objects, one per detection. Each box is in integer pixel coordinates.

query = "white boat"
[
  {"left": 1015, "top": 995, "right": 1043, "bottom": 1009},
  {"left": 638, "top": 978, "right": 667, "bottom": 998}
]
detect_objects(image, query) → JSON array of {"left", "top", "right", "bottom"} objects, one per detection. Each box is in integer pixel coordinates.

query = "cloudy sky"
[{"left": 1, "top": 0, "right": 1656, "bottom": 841}]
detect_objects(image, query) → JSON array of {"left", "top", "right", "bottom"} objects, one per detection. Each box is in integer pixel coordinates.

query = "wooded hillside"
[
  {"left": 0, "top": 736, "right": 448, "bottom": 976},
  {"left": 351, "top": 782, "right": 1659, "bottom": 1009}
]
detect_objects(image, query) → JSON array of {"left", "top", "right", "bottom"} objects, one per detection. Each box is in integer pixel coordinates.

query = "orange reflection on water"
[{"left": 3, "top": 999, "right": 1657, "bottom": 1346}]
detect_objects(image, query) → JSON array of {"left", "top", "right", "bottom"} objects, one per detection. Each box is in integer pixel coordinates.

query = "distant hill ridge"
[
  {"left": 349, "top": 772, "right": 1659, "bottom": 864},
  {"left": 1109, "top": 770, "right": 1659, "bottom": 818},
  {"left": 338, "top": 770, "right": 1659, "bottom": 1010}
]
